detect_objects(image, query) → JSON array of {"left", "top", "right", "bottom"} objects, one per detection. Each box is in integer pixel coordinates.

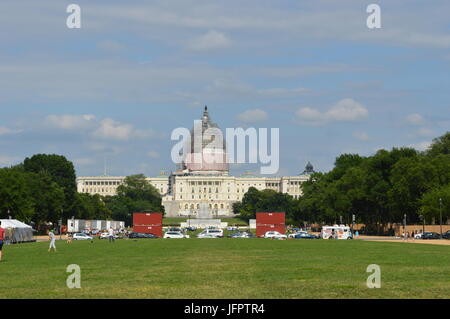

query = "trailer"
[
  {"left": 133, "top": 212, "right": 163, "bottom": 237},
  {"left": 321, "top": 225, "right": 353, "bottom": 239},
  {"left": 67, "top": 219, "right": 125, "bottom": 233},
  {"left": 256, "top": 212, "right": 285, "bottom": 237}
]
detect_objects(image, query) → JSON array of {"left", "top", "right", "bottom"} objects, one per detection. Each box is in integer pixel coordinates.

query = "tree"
[
  {"left": 116, "top": 174, "right": 164, "bottom": 213},
  {"left": 388, "top": 156, "right": 441, "bottom": 224},
  {"left": 0, "top": 168, "right": 34, "bottom": 222},
  {"left": 234, "top": 187, "right": 295, "bottom": 220},
  {"left": 427, "top": 131, "right": 450, "bottom": 156},
  {"left": 104, "top": 174, "right": 164, "bottom": 226},
  {"left": 23, "top": 154, "right": 77, "bottom": 218},
  {"left": 419, "top": 184, "right": 450, "bottom": 224},
  {"left": 27, "top": 171, "right": 65, "bottom": 225},
  {"left": 102, "top": 196, "right": 132, "bottom": 225},
  {"left": 72, "top": 193, "right": 112, "bottom": 220}
]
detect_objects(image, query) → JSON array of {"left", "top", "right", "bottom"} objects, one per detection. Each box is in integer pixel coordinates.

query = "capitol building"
[{"left": 76, "top": 107, "right": 315, "bottom": 217}]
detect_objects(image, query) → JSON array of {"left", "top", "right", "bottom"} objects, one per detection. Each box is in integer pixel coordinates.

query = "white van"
[
  {"left": 321, "top": 225, "right": 353, "bottom": 240},
  {"left": 197, "top": 228, "right": 223, "bottom": 238}
]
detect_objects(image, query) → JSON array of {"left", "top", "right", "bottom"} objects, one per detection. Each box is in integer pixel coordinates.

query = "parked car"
[
  {"left": 99, "top": 232, "right": 119, "bottom": 240},
  {"left": 293, "top": 232, "right": 319, "bottom": 239},
  {"left": 184, "top": 226, "right": 197, "bottom": 231},
  {"left": 228, "top": 231, "right": 254, "bottom": 238},
  {"left": 73, "top": 233, "right": 93, "bottom": 240},
  {"left": 421, "top": 232, "right": 441, "bottom": 239},
  {"left": 227, "top": 226, "right": 239, "bottom": 231},
  {"left": 164, "top": 231, "right": 190, "bottom": 239},
  {"left": 263, "top": 231, "right": 287, "bottom": 239},
  {"left": 128, "top": 232, "right": 158, "bottom": 239},
  {"left": 288, "top": 231, "right": 308, "bottom": 238},
  {"left": 197, "top": 228, "right": 223, "bottom": 238},
  {"left": 441, "top": 231, "right": 450, "bottom": 239},
  {"left": 414, "top": 232, "right": 423, "bottom": 239}
]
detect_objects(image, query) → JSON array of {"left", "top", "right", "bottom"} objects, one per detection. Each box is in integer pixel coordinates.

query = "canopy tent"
[{"left": 0, "top": 219, "right": 34, "bottom": 243}]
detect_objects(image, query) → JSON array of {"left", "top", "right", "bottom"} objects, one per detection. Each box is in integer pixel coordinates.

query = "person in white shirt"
[
  {"left": 48, "top": 230, "right": 56, "bottom": 252},
  {"left": 108, "top": 227, "right": 115, "bottom": 243}
]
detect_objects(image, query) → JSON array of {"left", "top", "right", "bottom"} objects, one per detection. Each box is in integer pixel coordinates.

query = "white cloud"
[
  {"left": 409, "top": 141, "right": 431, "bottom": 151},
  {"left": 295, "top": 107, "right": 323, "bottom": 124},
  {"left": 236, "top": 109, "right": 268, "bottom": 123},
  {"left": 0, "top": 155, "right": 21, "bottom": 166},
  {"left": 91, "top": 118, "right": 161, "bottom": 141},
  {"left": 405, "top": 113, "right": 426, "bottom": 126},
  {"left": 295, "top": 98, "right": 368, "bottom": 125},
  {"left": 45, "top": 114, "right": 96, "bottom": 130},
  {"left": 187, "top": 30, "right": 232, "bottom": 51},
  {"left": 326, "top": 99, "right": 368, "bottom": 121},
  {"left": 417, "top": 127, "right": 435, "bottom": 137},
  {"left": 92, "top": 118, "right": 134, "bottom": 141},
  {"left": 0, "top": 126, "right": 22, "bottom": 135},
  {"left": 353, "top": 131, "right": 370, "bottom": 141}
]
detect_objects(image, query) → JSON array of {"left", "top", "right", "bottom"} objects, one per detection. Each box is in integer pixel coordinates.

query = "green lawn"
[{"left": 0, "top": 238, "right": 449, "bottom": 299}]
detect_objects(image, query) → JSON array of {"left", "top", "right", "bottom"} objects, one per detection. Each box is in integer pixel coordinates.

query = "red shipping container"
[
  {"left": 256, "top": 212, "right": 285, "bottom": 237},
  {"left": 133, "top": 213, "right": 163, "bottom": 237}
]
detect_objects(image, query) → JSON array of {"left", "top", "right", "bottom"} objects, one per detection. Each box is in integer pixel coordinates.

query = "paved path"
[{"left": 358, "top": 235, "right": 450, "bottom": 246}]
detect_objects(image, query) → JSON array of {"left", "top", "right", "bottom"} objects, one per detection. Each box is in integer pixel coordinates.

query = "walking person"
[
  {"left": 108, "top": 227, "right": 115, "bottom": 243},
  {"left": 0, "top": 221, "right": 5, "bottom": 262},
  {"left": 48, "top": 229, "right": 57, "bottom": 252}
]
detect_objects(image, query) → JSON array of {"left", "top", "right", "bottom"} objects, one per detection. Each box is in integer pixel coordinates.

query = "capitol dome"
[{"left": 181, "top": 106, "right": 229, "bottom": 176}]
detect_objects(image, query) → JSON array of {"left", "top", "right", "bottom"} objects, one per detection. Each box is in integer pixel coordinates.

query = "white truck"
[
  {"left": 321, "top": 225, "right": 353, "bottom": 240},
  {"left": 197, "top": 228, "right": 224, "bottom": 238}
]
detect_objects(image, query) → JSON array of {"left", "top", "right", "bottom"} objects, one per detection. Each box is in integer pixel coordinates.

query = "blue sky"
[{"left": 0, "top": 0, "right": 449, "bottom": 177}]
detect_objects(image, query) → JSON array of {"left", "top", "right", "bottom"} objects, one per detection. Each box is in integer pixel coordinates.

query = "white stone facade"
[
  {"left": 76, "top": 173, "right": 310, "bottom": 217},
  {"left": 76, "top": 106, "right": 315, "bottom": 217}
]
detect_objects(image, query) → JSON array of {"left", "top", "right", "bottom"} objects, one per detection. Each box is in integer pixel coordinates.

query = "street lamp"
[
  {"left": 403, "top": 213, "right": 407, "bottom": 239},
  {"left": 439, "top": 198, "right": 443, "bottom": 238},
  {"left": 419, "top": 214, "right": 425, "bottom": 234},
  {"left": 59, "top": 209, "right": 63, "bottom": 240}
]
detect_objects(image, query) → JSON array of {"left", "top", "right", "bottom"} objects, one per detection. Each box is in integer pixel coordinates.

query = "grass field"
[{"left": 0, "top": 238, "right": 449, "bottom": 299}]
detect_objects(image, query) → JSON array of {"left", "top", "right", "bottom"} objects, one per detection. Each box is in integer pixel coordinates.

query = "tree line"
[
  {"left": 234, "top": 132, "right": 450, "bottom": 233},
  {"left": 1, "top": 132, "right": 448, "bottom": 232},
  {"left": 0, "top": 154, "right": 164, "bottom": 228}
]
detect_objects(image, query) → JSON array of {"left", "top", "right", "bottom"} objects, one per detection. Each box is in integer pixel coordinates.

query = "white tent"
[{"left": 0, "top": 219, "right": 34, "bottom": 243}]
